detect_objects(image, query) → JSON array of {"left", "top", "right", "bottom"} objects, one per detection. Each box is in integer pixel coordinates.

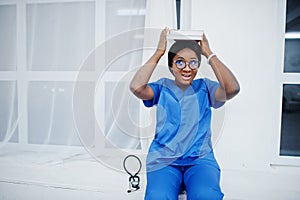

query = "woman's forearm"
[
  {"left": 130, "top": 28, "right": 168, "bottom": 99},
  {"left": 129, "top": 50, "right": 163, "bottom": 96},
  {"left": 208, "top": 55, "right": 240, "bottom": 100},
  {"left": 200, "top": 34, "right": 240, "bottom": 100}
]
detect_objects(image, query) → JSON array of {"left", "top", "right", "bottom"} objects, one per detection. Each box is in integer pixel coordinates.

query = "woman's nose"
[{"left": 183, "top": 64, "right": 192, "bottom": 71}]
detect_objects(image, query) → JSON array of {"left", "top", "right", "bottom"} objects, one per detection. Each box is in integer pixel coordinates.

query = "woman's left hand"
[{"left": 200, "top": 33, "right": 213, "bottom": 58}]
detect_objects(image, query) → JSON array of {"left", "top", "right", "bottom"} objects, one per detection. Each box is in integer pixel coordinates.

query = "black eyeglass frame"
[{"left": 173, "top": 59, "right": 200, "bottom": 70}]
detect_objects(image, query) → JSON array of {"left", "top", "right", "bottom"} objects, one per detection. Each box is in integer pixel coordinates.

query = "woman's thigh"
[
  {"left": 184, "top": 164, "right": 224, "bottom": 200},
  {"left": 144, "top": 165, "right": 182, "bottom": 200}
]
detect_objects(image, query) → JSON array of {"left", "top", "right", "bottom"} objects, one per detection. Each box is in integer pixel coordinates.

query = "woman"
[{"left": 130, "top": 28, "right": 240, "bottom": 200}]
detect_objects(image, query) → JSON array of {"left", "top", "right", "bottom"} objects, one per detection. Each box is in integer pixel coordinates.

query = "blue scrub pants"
[{"left": 144, "top": 163, "right": 224, "bottom": 200}]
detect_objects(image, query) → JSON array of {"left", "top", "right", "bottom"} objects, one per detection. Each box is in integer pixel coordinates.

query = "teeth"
[{"left": 182, "top": 74, "right": 191, "bottom": 80}]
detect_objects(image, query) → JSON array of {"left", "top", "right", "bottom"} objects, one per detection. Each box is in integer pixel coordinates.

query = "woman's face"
[{"left": 171, "top": 48, "right": 199, "bottom": 90}]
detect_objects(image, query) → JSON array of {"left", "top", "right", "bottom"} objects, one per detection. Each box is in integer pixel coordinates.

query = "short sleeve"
[
  {"left": 143, "top": 78, "right": 164, "bottom": 107},
  {"left": 204, "top": 78, "right": 225, "bottom": 109}
]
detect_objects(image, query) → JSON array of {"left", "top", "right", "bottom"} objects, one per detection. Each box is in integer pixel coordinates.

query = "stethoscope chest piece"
[{"left": 123, "top": 155, "right": 142, "bottom": 193}]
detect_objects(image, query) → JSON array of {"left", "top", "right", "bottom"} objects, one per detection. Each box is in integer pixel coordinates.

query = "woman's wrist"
[
  {"left": 207, "top": 53, "right": 216, "bottom": 64},
  {"left": 203, "top": 49, "right": 213, "bottom": 58}
]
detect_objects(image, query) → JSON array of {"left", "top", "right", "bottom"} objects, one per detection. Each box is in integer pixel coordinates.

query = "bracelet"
[{"left": 207, "top": 53, "right": 216, "bottom": 64}]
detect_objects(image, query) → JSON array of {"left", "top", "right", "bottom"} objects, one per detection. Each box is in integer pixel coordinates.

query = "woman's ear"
[{"left": 169, "top": 67, "right": 174, "bottom": 75}]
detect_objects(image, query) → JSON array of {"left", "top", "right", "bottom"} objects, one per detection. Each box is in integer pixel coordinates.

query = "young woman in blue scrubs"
[{"left": 130, "top": 28, "right": 240, "bottom": 200}]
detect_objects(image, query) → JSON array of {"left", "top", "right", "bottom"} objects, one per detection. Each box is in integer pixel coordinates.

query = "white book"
[{"left": 167, "top": 29, "right": 204, "bottom": 41}]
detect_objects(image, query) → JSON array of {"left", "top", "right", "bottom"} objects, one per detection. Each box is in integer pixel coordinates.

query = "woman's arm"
[
  {"left": 200, "top": 34, "right": 240, "bottom": 101},
  {"left": 129, "top": 28, "right": 168, "bottom": 100}
]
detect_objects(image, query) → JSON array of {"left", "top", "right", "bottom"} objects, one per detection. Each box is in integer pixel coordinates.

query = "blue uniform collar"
[{"left": 164, "top": 78, "right": 198, "bottom": 101}]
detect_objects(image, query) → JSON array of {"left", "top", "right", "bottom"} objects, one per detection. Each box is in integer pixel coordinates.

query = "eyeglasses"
[{"left": 173, "top": 59, "right": 200, "bottom": 70}]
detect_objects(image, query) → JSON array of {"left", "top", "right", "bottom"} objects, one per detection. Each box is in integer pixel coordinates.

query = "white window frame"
[
  {"left": 271, "top": 0, "right": 300, "bottom": 166},
  {"left": 0, "top": 0, "right": 150, "bottom": 155}
]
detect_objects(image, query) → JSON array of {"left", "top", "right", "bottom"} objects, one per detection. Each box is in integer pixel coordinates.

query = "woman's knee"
[
  {"left": 187, "top": 187, "right": 224, "bottom": 200},
  {"left": 145, "top": 189, "right": 178, "bottom": 200},
  {"left": 145, "top": 165, "right": 182, "bottom": 200}
]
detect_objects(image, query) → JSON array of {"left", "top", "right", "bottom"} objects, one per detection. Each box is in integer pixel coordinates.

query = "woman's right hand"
[
  {"left": 156, "top": 27, "right": 168, "bottom": 55},
  {"left": 129, "top": 28, "right": 168, "bottom": 100}
]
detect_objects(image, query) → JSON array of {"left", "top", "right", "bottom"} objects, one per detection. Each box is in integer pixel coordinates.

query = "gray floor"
[{"left": 0, "top": 146, "right": 300, "bottom": 200}]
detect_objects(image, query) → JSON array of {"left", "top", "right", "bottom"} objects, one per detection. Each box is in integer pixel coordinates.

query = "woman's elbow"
[
  {"left": 129, "top": 81, "right": 141, "bottom": 94},
  {"left": 129, "top": 84, "right": 147, "bottom": 98},
  {"left": 129, "top": 84, "right": 136, "bottom": 94},
  {"left": 226, "top": 85, "right": 240, "bottom": 100}
]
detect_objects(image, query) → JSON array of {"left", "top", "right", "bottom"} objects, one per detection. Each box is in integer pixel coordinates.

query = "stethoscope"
[{"left": 123, "top": 155, "right": 142, "bottom": 193}]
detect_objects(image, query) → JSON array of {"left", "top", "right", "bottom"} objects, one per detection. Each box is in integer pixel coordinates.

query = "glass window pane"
[
  {"left": 106, "top": 49, "right": 144, "bottom": 72},
  {"left": 284, "top": 0, "right": 300, "bottom": 73},
  {"left": 284, "top": 39, "right": 300, "bottom": 73},
  {"left": 285, "top": 0, "right": 300, "bottom": 32},
  {"left": 104, "top": 81, "right": 141, "bottom": 149},
  {"left": 0, "top": 5, "right": 16, "bottom": 70},
  {"left": 28, "top": 81, "right": 83, "bottom": 145},
  {"left": 105, "top": 0, "right": 146, "bottom": 71},
  {"left": 26, "top": 2, "right": 95, "bottom": 71},
  {"left": 105, "top": 0, "right": 146, "bottom": 37},
  {"left": 0, "top": 81, "right": 18, "bottom": 142},
  {"left": 280, "top": 84, "right": 300, "bottom": 156}
]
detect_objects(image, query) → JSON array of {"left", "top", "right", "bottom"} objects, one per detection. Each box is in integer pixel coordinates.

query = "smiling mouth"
[{"left": 181, "top": 74, "right": 192, "bottom": 81}]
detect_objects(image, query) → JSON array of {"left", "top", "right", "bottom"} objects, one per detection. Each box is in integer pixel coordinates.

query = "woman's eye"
[
  {"left": 190, "top": 60, "right": 198, "bottom": 65},
  {"left": 176, "top": 60, "right": 184, "bottom": 65}
]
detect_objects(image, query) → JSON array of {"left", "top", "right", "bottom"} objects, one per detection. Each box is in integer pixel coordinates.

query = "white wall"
[
  {"left": 189, "top": 0, "right": 300, "bottom": 199},
  {"left": 1, "top": 1, "right": 300, "bottom": 199}
]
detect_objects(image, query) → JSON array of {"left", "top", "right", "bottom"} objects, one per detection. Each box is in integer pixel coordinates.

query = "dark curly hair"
[{"left": 168, "top": 40, "right": 202, "bottom": 72}]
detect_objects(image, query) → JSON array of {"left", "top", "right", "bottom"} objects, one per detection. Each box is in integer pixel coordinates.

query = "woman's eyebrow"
[{"left": 176, "top": 56, "right": 198, "bottom": 60}]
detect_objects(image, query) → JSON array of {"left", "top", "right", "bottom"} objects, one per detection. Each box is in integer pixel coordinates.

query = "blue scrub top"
[{"left": 143, "top": 78, "right": 225, "bottom": 172}]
